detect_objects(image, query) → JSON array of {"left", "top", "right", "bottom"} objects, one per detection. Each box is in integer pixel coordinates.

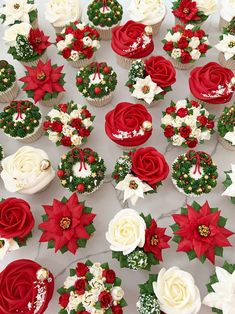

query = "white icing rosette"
[
  {"left": 3, "top": 22, "right": 31, "bottom": 46},
  {"left": 220, "top": 0, "right": 235, "bottom": 22},
  {"left": 195, "top": 0, "right": 217, "bottom": 16}
]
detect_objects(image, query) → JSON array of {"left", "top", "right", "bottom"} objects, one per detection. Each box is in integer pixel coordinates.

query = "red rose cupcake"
[
  {"left": 111, "top": 20, "right": 154, "bottom": 69},
  {"left": 105, "top": 102, "right": 153, "bottom": 149},
  {"left": 0, "top": 259, "right": 54, "bottom": 314}
]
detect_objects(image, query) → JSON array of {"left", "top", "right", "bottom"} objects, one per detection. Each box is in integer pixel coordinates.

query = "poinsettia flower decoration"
[
  {"left": 172, "top": 0, "right": 200, "bottom": 24},
  {"left": 39, "top": 193, "right": 96, "bottom": 254},
  {"left": 28, "top": 28, "right": 51, "bottom": 55},
  {"left": 171, "top": 201, "right": 234, "bottom": 264}
]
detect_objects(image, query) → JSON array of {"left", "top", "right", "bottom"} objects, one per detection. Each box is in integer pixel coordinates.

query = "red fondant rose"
[
  {"left": 145, "top": 56, "right": 176, "bottom": 88},
  {"left": 112, "top": 305, "right": 123, "bottom": 314},
  {"left": 189, "top": 62, "right": 235, "bottom": 104},
  {"left": 111, "top": 20, "right": 154, "bottom": 58},
  {"left": 0, "top": 198, "right": 34, "bottom": 240},
  {"left": 99, "top": 291, "right": 113, "bottom": 308},
  {"left": 105, "top": 102, "right": 153, "bottom": 147},
  {"left": 59, "top": 293, "right": 70, "bottom": 308},
  {"left": 164, "top": 125, "right": 175, "bottom": 138},
  {"left": 131, "top": 147, "right": 169, "bottom": 187},
  {"left": 0, "top": 259, "right": 54, "bottom": 314},
  {"left": 75, "top": 279, "right": 86, "bottom": 295},
  {"left": 76, "top": 262, "right": 89, "bottom": 277},
  {"left": 102, "top": 269, "right": 116, "bottom": 284}
]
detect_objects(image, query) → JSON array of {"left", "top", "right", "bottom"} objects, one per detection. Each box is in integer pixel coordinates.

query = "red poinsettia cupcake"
[
  {"left": 111, "top": 20, "right": 154, "bottom": 69},
  {"left": 105, "top": 102, "right": 153, "bottom": 149},
  {"left": 0, "top": 259, "right": 54, "bottom": 314}
]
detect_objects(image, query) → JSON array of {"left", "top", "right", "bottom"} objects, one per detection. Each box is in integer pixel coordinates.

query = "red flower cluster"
[
  {"left": 28, "top": 28, "right": 51, "bottom": 55},
  {"left": 172, "top": 0, "right": 201, "bottom": 24}
]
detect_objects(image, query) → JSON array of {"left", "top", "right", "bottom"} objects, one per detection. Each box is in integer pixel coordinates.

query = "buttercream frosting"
[{"left": 220, "top": 0, "right": 235, "bottom": 22}]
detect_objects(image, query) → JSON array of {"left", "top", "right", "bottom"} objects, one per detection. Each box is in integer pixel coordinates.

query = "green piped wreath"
[
  {"left": 217, "top": 105, "right": 235, "bottom": 144},
  {"left": 0, "top": 60, "right": 16, "bottom": 92},
  {"left": 223, "top": 170, "right": 235, "bottom": 204}
]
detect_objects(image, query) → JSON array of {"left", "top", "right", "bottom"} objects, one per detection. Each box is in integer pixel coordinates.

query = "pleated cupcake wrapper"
[
  {"left": 116, "top": 55, "right": 148, "bottom": 70},
  {"left": 85, "top": 92, "right": 114, "bottom": 107},
  {"left": 68, "top": 56, "right": 94, "bottom": 68},
  {"left": 219, "top": 17, "right": 229, "bottom": 32},
  {"left": 171, "top": 58, "right": 195, "bottom": 70},
  {"left": 218, "top": 136, "right": 235, "bottom": 151},
  {"left": 53, "top": 25, "right": 65, "bottom": 34},
  {"left": 17, "top": 123, "right": 44, "bottom": 143},
  {"left": 218, "top": 53, "right": 235, "bottom": 70},
  {"left": 175, "top": 17, "right": 205, "bottom": 27},
  {"left": 31, "top": 18, "right": 39, "bottom": 29},
  {"left": 134, "top": 97, "right": 159, "bottom": 108},
  {"left": 95, "top": 22, "right": 121, "bottom": 41},
  {"left": 40, "top": 92, "right": 64, "bottom": 107},
  {"left": 150, "top": 8, "right": 166, "bottom": 35},
  {"left": 116, "top": 144, "right": 139, "bottom": 151},
  {"left": 189, "top": 94, "right": 228, "bottom": 115},
  {"left": 0, "top": 81, "right": 19, "bottom": 103},
  {"left": 20, "top": 51, "right": 48, "bottom": 68}
]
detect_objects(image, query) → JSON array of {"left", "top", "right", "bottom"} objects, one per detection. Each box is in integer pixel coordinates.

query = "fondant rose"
[
  {"left": 105, "top": 102, "right": 152, "bottom": 147},
  {"left": 111, "top": 20, "right": 154, "bottom": 58},
  {"left": 189, "top": 62, "right": 235, "bottom": 104},
  {"left": 0, "top": 198, "right": 34, "bottom": 239},
  {"left": 131, "top": 147, "right": 169, "bottom": 187},
  {"left": 145, "top": 56, "right": 176, "bottom": 88}
]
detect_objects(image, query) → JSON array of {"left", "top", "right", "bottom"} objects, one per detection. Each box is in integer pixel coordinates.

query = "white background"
[{"left": 0, "top": 0, "right": 235, "bottom": 313}]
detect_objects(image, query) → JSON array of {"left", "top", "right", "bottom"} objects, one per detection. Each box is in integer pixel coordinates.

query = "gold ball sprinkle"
[
  {"left": 142, "top": 121, "right": 152, "bottom": 131},
  {"left": 36, "top": 268, "right": 49, "bottom": 281}
]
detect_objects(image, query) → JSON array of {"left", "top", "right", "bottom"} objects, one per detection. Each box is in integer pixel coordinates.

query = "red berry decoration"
[
  {"left": 103, "top": 66, "right": 110, "bottom": 74},
  {"left": 57, "top": 170, "right": 64, "bottom": 177},
  {"left": 77, "top": 183, "right": 85, "bottom": 192},
  {"left": 88, "top": 155, "right": 95, "bottom": 164},
  {"left": 59, "top": 103, "right": 68, "bottom": 112},
  {"left": 94, "top": 87, "right": 101, "bottom": 94},
  {"left": 77, "top": 77, "right": 83, "bottom": 84}
]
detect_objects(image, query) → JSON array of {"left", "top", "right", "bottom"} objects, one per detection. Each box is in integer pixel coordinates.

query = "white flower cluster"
[{"left": 215, "top": 33, "right": 235, "bottom": 60}]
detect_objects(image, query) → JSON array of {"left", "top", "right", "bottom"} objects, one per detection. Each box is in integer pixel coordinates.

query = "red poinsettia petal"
[
  {"left": 52, "top": 82, "right": 65, "bottom": 92},
  {"left": 172, "top": 213, "right": 189, "bottom": 226},
  {"left": 67, "top": 238, "right": 78, "bottom": 254},
  {"left": 177, "top": 238, "right": 192, "bottom": 252},
  {"left": 67, "top": 193, "right": 79, "bottom": 208},
  {"left": 205, "top": 247, "right": 215, "bottom": 264},
  {"left": 34, "top": 88, "right": 45, "bottom": 103},
  {"left": 43, "top": 205, "right": 54, "bottom": 216},
  {"left": 75, "top": 225, "right": 90, "bottom": 239},
  {"left": 39, "top": 231, "right": 54, "bottom": 242},
  {"left": 80, "top": 213, "right": 96, "bottom": 226},
  {"left": 193, "top": 238, "right": 209, "bottom": 258},
  {"left": 187, "top": 205, "right": 200, "bottom": 221}
]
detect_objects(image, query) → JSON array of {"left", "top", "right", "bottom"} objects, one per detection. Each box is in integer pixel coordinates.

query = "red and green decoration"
[
  {"left": 217, "top": 106, "right": 235, "bottom": 144},
  {"left": 172, "top": 0, "right": 209, "bottom": 24},
  {"left": 39, "top": 193, "right": 95, "bottom": 254},
  {"left": 223, "top": 168, "right": 235, "bottom": 205},
  {"left": 172, "top": 150, "right": 218, "bottom": 196},
  {"left": 0, "top": 100, "right": 41, "bottom": 138},
  {"left": 171, "top": 201, "right": 234, "bottom": 264},
  {"left": 225, "top": 17, "right": 235, "bottom": 35},
  {"left": 87, "top": 0, "right": 123, "bottom": 27},
  {"left": 113, "top": 213, "right": 171, "bottom": 271},
  {"left": 0, "top": 60, "right": 16, "bottom": 92},
  {"left": 58, "top": 260, "right": 127, "bottom": 314},
  {"left": 76, "top": 62, "right": 117, "bottom": 99},
  {"left": 57, "top": 147, "right": 106, "bottom": 194}
]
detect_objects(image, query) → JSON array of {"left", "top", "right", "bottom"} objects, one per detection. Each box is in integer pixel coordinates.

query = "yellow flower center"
[
  {"left": 198, "top": 224, "right": 210, "bottom": 237},
  {"left": 37, "top": 71, "right": 46, "bottom": 81},
  {"left": 60, "top": 217, "right": 71, "bottom": 230},
  {"left": 14, "top": 3, "right": 20, "bottom": 9},
  {"left": 150, "top": 235, "right": 159, "bottom": 246},
  {"left": 228, "top": 41, "right": 235, "bottom": 48},
  {"left": 129, "top": 180, "right": 138, "bottom": 190},
  {"left": 142, "top": 85, "right": 150, "bottom": 94}
]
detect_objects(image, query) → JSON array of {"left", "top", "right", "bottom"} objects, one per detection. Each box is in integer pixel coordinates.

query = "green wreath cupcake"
[
  {"left": 172, "top": 150, "right": 218, "bottom": 197},
  {"left": 87, "top": 0, "right": 123, "bottom": 40},
  {"left": 0, "top": 60, "right": 19, "bottom": 103},
  {"left": 218, "top": 105, "right": 235, "bottom": 151},
  {"left": 57, "top": 147, "right": 106, "bottom": 195},
  {"left": 222, "top": 164, "right": 235, "bottom": 204},
  {"left": 76, "top": 62, "right": 117, "bottom": 107},
  {"left": 0, "top": 100, "right": 43, "bottom": 143}
]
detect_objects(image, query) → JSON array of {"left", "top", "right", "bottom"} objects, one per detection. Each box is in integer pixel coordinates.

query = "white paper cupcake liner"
[
  {"left": 85, "top": 92, "right": 114, "bottom": 107},
  {"left": 116, "top": 55, "right": 148, "bottom": 70},
  {"left": 171, "top": 58, "right": 195, "bottom": 70},
  {"left": 20, "top": 51, "right": 48, "bottom": 68},
  {"left": 68, "top": 56, "right": 94, "bottom": 68},
  {"left": 40, "top": 92, "right": 64, "bottom": 107},
  {"left": 218, "top": 53, "right": 235, "bottom": 70},
  {"left": 218, "top": 135, "right": 235, "bottom": 151},
  {"left": 134, "top": 98, "right": 160, "bottom": 108},
  {"left": 219, "top": 17, "right": 229, "bottom": 31},
  {"left": 0, "top": 81, "right": 19, "bottom": 103},
  {"left": 18, "top": 123, "right": 44, "bottom": 143},
  {"left": 95, "top": 22, "right": 121, "bottom": 40}
]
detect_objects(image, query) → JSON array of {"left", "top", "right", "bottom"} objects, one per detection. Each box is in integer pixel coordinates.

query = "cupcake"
[
  {"left": 219, "top": 0, "right": 235, "bottom": 30},
  {"left": 44, "top": 101, "right": 95, "bottom": 148},
  {"left": 128, "top": 0, "right": 166, "bottom": 35},
  {"left": 222, "top": 164, "right": 235, "bottom": 204},
  {"left": 45, "top": 0, "right": 81, "bottom": 33},
  {"left": 56, "top": 21, "right": 101, "bottom": 68},
  {"left": 217, "top": 105, "right": 235, "bottom": 151},
  {"left": 0, "top": 197, "right": 34, "bottom": 260},
  {"left": 1, "top": 146, "right": 55, "bottom": 195},
  {"left": 0, "top": 0, "right": 38, "bottom": 28},
  {"left": 87, "top": 0, "right": 123, "bottom": 40},
  {"left": 112, "top": 147, "right": 169, "bottom": 205},
  {"left": 126, "top": 56, "right": 176, "bottom": 106},
  {"left": 0, "top": 60, "right": 19, "bottom": 103},
  {"left": 39, "top": 193, "right": 96, "bottom": 254},
  {"left": 137, "top": 268, "right": 201, "bottom": 314},
  {"left": 203, "top": 261, "right": 235, "bottom": 313},
  {"left": 0, "top": 144, "right": 3, "bottom": 163},
  {"left": 58, "top": 260, "right": 127, "bottom": 313},
  {"left": 0, "top": 259, "right": 54, "bottom": 314},
  {"left": 20, "top": 59, "right": 65, "bottom": 107},
  {"left": 4, "top": 23, "right": 50, "bottom": 67},
  {"left": 189, "top": 62, "right": 235, "bottom": 107},
  {"left": 106, "top": 208, "right": 171, "bottom": 271},
  {"left": 161, "top": 99, "right": 215, "bottom": 148},
  {"left": 171, "top": 200, "right": 234, "bottom": 264},
  {"left": 162, "top": 24, "right": 210, "bottom": 70},
  {"left": 111, "top": 20, "right": 154, "bottom": 69},
  {"left": 105, "top": 102, "right": 153, "bottom": 149},
  {"left": 76, "top": 62, "right": 117, "bottom": 107},
  {"left": 57, "top": 147, "right": 106, "bottom": 195},
  {"left": 172, "top": 0, "right": 217, "bottom": 26},
  {"left": 0, "top": 100, "right": 43, "bottom": 143},
  {"left": 172, "top": 150, "right": 218, "bottom": 197},
  {"left": 216, "top": 26, "right": 235, "bottom": 70}
]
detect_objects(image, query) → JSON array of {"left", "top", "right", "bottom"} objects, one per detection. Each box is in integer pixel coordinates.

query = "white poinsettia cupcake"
[
  {"left": 219, "top": 0, "right": 235, "bottom": 30},
  {"left": 222, "top": 164, "right": 235, "bottom": 204},
  {"left": 217, "top": 105, "right": 235, "bottom": 151}
]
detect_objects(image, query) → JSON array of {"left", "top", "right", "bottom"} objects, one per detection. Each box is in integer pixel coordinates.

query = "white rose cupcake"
[
  {"left": 1, "top": 146, "right": 55, "bottom": 195},
  {"left": 220, "top": 0, "right": 235, "bottom": 30}
]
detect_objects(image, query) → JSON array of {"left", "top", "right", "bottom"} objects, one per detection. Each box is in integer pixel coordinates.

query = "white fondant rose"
[
  {"left": 3, "top": 22, "right": 31, "bottom": 46},
  {"left": 106, "top": 208, "right": 146, "bottom": 255},
  {"left": 48, "top": 131, "right": 59, "bottom": 143},
  {"left": 111, "top": 287, "right": 125, "bottom": 301},
  {"left": 195, "top": 0, "right": 217, "bottom": 16},
  {"left": 64, "top": 276, "right": 77, "bottom": 289},
  {"left": 171, "top": 48, "right": 181, "bottom": 59},
  {"left": 190, "top": 49, "right": 201, "bottom": 60},
  {"left": 189, "top": 37, "right": 200, "bottom": 49},
  {"left": 153, "top": 267, "right": 201, "bottom": 314},
  {"left": 172, "top": 134, "right": 185, "bottom": 146},
  {"left": 89, "top": 263, "right": 103, "bottom": 278}
]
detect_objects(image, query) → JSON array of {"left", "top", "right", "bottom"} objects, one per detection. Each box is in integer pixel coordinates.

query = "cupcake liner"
[
  {"left": 18, "top": 123, "right": 44, "bottom": 143},
  {"left": 219, "top": 17, "right": 229, "bottom": 31},
  {"left": 53, "top": 25, "right": 65, "bottom": 34},
  {"left": 116, "top": 144, "right": 139, "bottom": 151},
  {"left": 20, "top": 51, "right": 48, "bottom": 68},
  {"left": 85, "top": 92, "right": 114, "bottom": 107},
  {"left": 40, "top": 92, "right": 64, "bottom": 107},
  {"left": 150, "top": 8, "right": 166, "bottom": 35},
  {"left": 31, "top": 17, "right": 39, "bottom": 29},
  {"left": 68, "top": 56, "right": 94, "bottom": 68},
  {"left": 171, "top": 58, "right": 195, "bottom": 70},
  {"left": 134, "top": 97, "right": 160, "bottom": 108},
  {"left": 218, "top": 53, "right": 235, "bottom": 70},
  {"left": 218, "top": 135, "right": 235, "bottom": 151},
  {"left": 0, "top": 81, "right": 19, "bottom": 103},
  {"left": 116, "top": 54, "right": 148, "bottom": 70},
  {"left": 95, "top": 22, "right": 121, "bottom": 40}
]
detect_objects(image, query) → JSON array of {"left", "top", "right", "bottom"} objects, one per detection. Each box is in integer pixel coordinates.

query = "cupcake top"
[
  {"left": 111, "top": 20, "right": 154, "bottom": 59},
  {"left": 215, "top": 26, "right": 235, "bottom": 60},
  {"left": 106, "top": 208, "right": 170, "bottom": 271},
  {"left": 56, "top": 21, "right": 100, "bottom": 62},
  {"left": 222, "top": 164, "right": 235, "bottom": 203},
  {"left": 76, "top": 62, "right": 117, "bottom": 99},
  {"left": 1, "top": 146, "right": 55, "bottom": 194},
  {"left": 44, "top": 101, "right": 95, "bottom": 147},
  {"left": 0, "top": 100, "right": 42, "bottom": 139},
  {"left": 39, "top": 193, "right": 96, "bottom": 254},
  {"left": 161, "top": 99, "right": 215, "bottom": 148},
  {"left": 0, "top": 259, "right": 54, "bottom": 314},
  {"left": 128, "top": 0, "right": 166, "bottom": 26},
  {"left": 218, "top": 105, "right": 235, "bottom": 146},
  {"left": 45, "top": 0, "right": 81, "bottom": 28},
  {"left": 0, "top": 60, "right": 16, "bottom": 93},
  {"left": 57, "top": 147, "right": 106, "bottom": 194},
  {"left": 58, "top": 260, "right": 127, "bottom": 313},
  {"left": 87, "top": 0, "right": 123, "bottom": 28},
  {"left": 220, "top": 0, "right": 235, "bottom": 22},
  {"left": 189, "top": 62, "right": 235, "bottom": 104},
  {"left": 225, "top": 17, "right": 235, "bottom": 35},
  {"left": 0, "top": 197, "right": 35, "bottom": 260},
  {"left": 0, "top": 0, "right": 37, "bottom": 26},
  {"left": 20, "top": 59, "right": 65, "bottom": 103},
  {"left": 105, "top": 102, "right": 153, "bottom": 147}
]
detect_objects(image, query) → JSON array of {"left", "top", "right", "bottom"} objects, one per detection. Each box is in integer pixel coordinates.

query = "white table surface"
[{"left": 0, "top": 1, "right": 235, "bottom": 313}]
